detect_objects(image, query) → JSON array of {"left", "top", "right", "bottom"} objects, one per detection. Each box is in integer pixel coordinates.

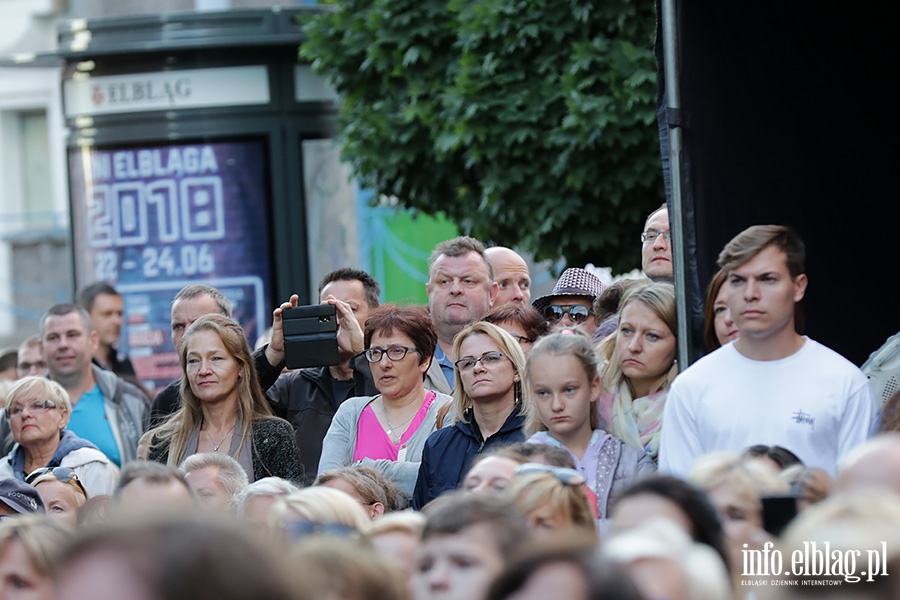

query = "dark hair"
[
  {"left": 501, "top": 442, "right": 577, "bottom": 469},
  {"left": 592, "top": 278, "right": 645, "bottom": 326},
  {"left": 702, "top": 267, "right": 804, "bottom": 351},
  {"left": 614, "top": 475, "right": 731, "bottom": 577},
  {"left": 878, "top": 390, "right": 900, "bottom": 434},
  {"left": 743, "top": 444, "right": 803, "bottom": 470},
  {"left": 364, "top": 304, "right": 437, "bottom": 368},
  {"left": 0, "top": 349, "right": 18, "bottom": 372},
  {"left": 39, "top": 303, "right": 92, "bottom": 336},
  {"left": 428, "top": 236, "right": 492, "bottom": 280},
  {"left": 702, "top": 268, "right": 731, "bottom": 351},
  {"left": 318, "top": 268, "right": 381, "bottom": 310},
  {"left": 172, "top": 284, "right": 233, "bottom": 318},
  {"left": 482, "top": 304, "right": 549, "bottom": 343},
  {"left": 487, "top": 534, "right": 644, "bottom": 600},
  {"left": 421, "top": 490, "right": 529, "bottom": 557},
  {"left": 77, "top": 281, "right": 120, "bottom": 312},
  {"left": 717, "top": 224, "right": 806, "bottom": 278}
]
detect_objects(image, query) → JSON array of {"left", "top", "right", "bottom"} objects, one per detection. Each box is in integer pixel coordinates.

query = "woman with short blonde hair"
[
  {"left": 269, "top": 486, "right": 371, "bottom": 542},
  {"left": 503, "top": 466, "right": 598, "bottom": 543},
  {"left": 0, "top": 515, "right": 73, "bottom": 599},
  {"left": 0, "top": 377, "right": 117, "bottom": 496}
]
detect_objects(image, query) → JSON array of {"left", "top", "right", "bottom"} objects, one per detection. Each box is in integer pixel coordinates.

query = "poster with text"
[{"left": 69, "top": 140, "right": 273, "bottom": 396}]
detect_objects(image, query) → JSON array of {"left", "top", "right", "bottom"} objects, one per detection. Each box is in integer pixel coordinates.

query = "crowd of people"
[{"left": 1, "top": 204, "right": 898, "bottom": 600}]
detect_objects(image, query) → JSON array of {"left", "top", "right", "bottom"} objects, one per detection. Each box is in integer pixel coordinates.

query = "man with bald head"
[
  {"left": 484, "top": 246, "right": 531, "bottom": 306},
  {"left": 835, "top": 433, "right": 900, "bottom": 496}
]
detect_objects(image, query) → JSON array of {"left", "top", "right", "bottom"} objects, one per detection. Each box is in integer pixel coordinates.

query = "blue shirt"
[
  {"left": 433, "top": 345, "right": 456, "bottom": 391},
  {"left": 68, "top": 385, "right": 122, "bottom": 467}
]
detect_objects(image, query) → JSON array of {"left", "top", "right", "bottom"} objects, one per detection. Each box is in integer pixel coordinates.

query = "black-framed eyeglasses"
[
  {"left": 542, "top": 305, "right": 591, "bottom": 324},
  {"left": 7, "top": 400, "right": 58, "bottom": 418},
  {"left": 26, "top": 466, "right": 89, "bottom": 498},
  {"left": 508, "top": 333, "right": 534, "bottom": 345},
  {"left": 641, "top": 230, "right": 671, "bottom": 244},
  {"left": 364, "top": 345, "right": 418, "bottom": 363},
  {"left": 454, "top": 351, "right": 508, "bottom": 372},
  {"left": 514, "top": 462, "right": 586, "bottom": 487}
]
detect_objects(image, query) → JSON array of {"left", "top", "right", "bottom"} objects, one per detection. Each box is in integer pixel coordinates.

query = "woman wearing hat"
[{"left": 531, "top": 268, "right": 605, "bottom": 337}]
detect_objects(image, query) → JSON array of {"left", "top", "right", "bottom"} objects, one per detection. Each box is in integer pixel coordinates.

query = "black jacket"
[
  {"left": 146, "top": 417, "right": 303, "bottom": 484},
  {"left": 412, "top": 406, "right": 526, "bottom": 510},
  {"left": 265, "top": 353, "right": 377, "bottom": 485}
]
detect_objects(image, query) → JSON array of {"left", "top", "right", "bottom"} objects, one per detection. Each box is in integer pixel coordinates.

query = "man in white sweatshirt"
[{"left": 659, "top": 225, "right": 877, "bottom": 478}]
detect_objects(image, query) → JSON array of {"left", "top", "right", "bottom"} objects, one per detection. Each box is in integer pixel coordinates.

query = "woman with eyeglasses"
[
  {"left": 28, "top": 466, "right": 88, "bottom": 527},
  {"left": 523, "top": 331, "right": 656, "bottom": 522},
  {"left": 412, "top": 321, "right": 528, "bottom": 509},
  {"left": 141, "top": 314, "right": 302, "bottom": 483},
  {"left": 318, "top": 304, "right": 452, "bottom": 501},
  {"left": 0, "top": 377, "right": 117, "bottom": 497},
  {"left": 595, "top": 281, "right": 678, "bottom": 461}
]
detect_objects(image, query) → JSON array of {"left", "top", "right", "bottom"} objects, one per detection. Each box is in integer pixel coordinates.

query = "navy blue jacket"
[{"left": 412, "top": 406, "right": 525, "bottom": 509}]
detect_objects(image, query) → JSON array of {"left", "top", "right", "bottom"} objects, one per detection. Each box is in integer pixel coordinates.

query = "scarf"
[{"left": 597, "top": 382, "right": 667, "bottom": 460}]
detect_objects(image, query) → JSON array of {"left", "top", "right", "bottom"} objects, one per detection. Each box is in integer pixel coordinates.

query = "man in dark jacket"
[{"left": 265, "top": 268, "right": 381, "bottom": 484}]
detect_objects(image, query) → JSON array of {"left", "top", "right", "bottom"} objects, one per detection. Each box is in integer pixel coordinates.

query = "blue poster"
[{"left": 69, "top": 140, "right": 273, "bottom": 395}]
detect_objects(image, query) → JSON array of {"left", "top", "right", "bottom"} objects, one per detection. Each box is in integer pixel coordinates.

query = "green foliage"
[{"left": 301, "top": 0, "right": 663, "bottom": 273}]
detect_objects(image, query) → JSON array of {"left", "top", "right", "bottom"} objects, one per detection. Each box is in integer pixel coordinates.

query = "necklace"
[
  {"left": 380, "top": 401, "right": 418, "bottom": 444},
  {"left": 205, "top": 425, "right": 235, "bottom": 453}
]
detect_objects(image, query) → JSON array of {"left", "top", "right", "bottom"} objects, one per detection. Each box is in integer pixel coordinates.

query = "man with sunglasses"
[{"left": 531, "top": 268, "right": 604, "bottom": 337}]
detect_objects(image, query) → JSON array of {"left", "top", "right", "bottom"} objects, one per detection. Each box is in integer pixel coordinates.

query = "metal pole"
[{"left": 660, "top": 0, "right": 692, "bottom": 368}]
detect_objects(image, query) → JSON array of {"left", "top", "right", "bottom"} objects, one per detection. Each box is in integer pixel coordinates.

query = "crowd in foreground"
[{"left": 1, "top": 205, "right": 898, "bottom": 600}]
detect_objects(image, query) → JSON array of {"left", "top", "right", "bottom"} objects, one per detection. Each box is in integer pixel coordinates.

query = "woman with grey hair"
[
  {"left": 181, "top": 451, "right": 250, "bottom": 512},
  {"left": 0, "top": 376, "right": 117, "bottom": 496},
  {"left": 235, "top": 476, "right": 300, "bottom": 525}
]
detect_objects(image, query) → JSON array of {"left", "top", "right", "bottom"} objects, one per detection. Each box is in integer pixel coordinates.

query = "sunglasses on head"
[
  {"left": 26, "top": 466, "right": 89, "bottom": 498},
  {"left": 283, "top": 520, "right": 357, "bottom": 542},
  {"left": 514, "top": 462, "right": 586, "bottom": 487},
  {"left": 542, "top": 305, "right": 591, "bottom": 324}
]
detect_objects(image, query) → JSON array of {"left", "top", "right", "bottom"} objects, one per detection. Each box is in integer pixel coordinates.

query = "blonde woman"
[
  {"left": 269, "top": 486, "right": 371, "bottom": 543},
  {"left": 0, "top": 377, "right": 117, "bottom": 496},
  {"left": 0, "top": 515, "right": 73, "bottom": 600},
  {"left": 142, "top": 314, "right": 301, "bottom": 483},
  {"left": 595, "top": 282, "right": 678, "bottom": 460},
  {"left": 413, "top": 322, "right": 527, "bottom": 509},
  {"left": 503, "top": 463, "right": 599, "bottom": 543}
]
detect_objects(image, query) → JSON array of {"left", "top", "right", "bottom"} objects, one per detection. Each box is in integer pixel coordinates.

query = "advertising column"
[{"left": 65, "top": 68, "right": 274, "bottom": 395}]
